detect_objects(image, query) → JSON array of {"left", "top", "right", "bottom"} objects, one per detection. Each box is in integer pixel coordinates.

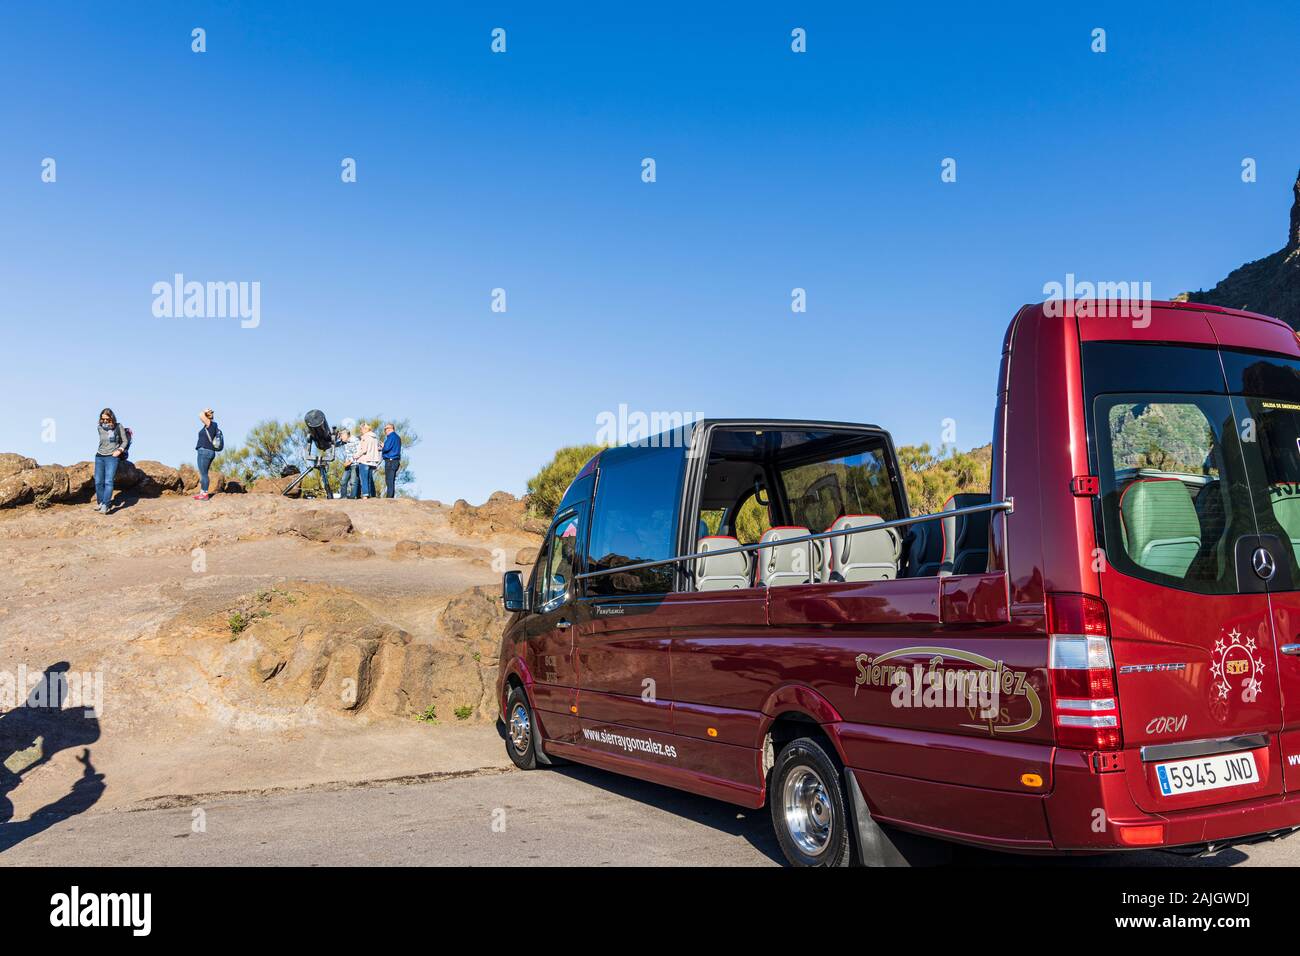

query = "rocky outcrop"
[
  {"left": 1187, "top": 167, "right": 1300, "bottom": 328},
  {"left": 0, "top": 454, "right": 37, "bottom": 480},
  {"left": 248, "top": 475, "right": 301, "bottom": 497},
  {"left": 181, "top": 583, "right": 503, "bottom": 722},
  {"left": 446, "top": 491, "right": 547, "bottom": 538},
  {"left": 134, "top": 460, "right": 185, "bottom": 494},
  {"left": 178, "top": 463, "right": 227, "bottom": 495},
  {"left": 0, "top": 453, "right": 242, "bottom": 509},
  {"left": 391, "top": 539, "right": 488, "bottom": 563},
  {"left": 289, "top": 509, "right": 353, "bottom": 542}
]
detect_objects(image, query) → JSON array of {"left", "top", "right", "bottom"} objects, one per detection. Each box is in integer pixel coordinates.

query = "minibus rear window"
[
  {"left": 780, "top": 448, "right": 899, "bottom": 533},
  {"left": 1221, "top": 351, "right": 1300, "bottom": 401},
  {"left": 1091, "top": 394, "right": 1243, "bottom": 595}
]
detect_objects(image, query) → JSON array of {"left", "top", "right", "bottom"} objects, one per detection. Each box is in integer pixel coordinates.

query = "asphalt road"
[{"left": 5, "top": 760, "right": 1300, "bottom": 866}]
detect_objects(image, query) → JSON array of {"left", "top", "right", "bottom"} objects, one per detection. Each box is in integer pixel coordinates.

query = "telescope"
[
  {"left": 304, "top": 409, "right": 334, "bottom": 455},
  {"left": 282, "top": 409, "right": 338, "bottom": 497}
]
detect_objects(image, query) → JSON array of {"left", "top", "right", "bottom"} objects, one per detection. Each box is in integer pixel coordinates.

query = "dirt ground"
[{"left": 0, "top": 493, "right": 536, "bottom": 825}]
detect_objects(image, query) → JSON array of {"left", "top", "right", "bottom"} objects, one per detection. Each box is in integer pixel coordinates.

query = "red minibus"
[{"left": 497, "top": 300, "right": 1300, "bottom": 866}]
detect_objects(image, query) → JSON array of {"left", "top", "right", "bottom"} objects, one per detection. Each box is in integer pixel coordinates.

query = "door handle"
[
  {"left": 556, "top": 619, "right": 572, "bottom": 630},
  {"left": 1282, "top": 644, "right": 1300, "bottom": 656}
]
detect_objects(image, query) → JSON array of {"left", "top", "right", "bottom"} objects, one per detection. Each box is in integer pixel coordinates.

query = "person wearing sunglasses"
[{"left": 94, "top": 408, "right": 130, "bottom": 514}]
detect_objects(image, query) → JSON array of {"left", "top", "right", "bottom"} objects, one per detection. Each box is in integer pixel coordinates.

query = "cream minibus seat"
[
  {"left": 822, "top": 515, "right": 900, "bottom": 582},
  {"left": 756, "top": 526, "right": 818, "bottom": 586},
  {"left": 694, "top": 536, "right": 753, "bottom": 590}
]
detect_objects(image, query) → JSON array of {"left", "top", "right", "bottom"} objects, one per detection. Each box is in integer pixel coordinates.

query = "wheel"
[
  {"left": 504, "top": 685, "right": 540, "bottom": 770},
  {"left": 770, "top": 736, "right": 852, "bottom": 867}
]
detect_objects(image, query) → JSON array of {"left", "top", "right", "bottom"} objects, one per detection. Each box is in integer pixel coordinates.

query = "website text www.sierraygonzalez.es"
[{"left": 581, "top": 727, "right": 678, "bottom": 758}]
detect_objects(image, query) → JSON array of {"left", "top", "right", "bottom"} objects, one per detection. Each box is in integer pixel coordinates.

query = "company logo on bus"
[
  {"left": 1212, "top": 628, "right": 1265, "bottom": 707},
  {"left": 853, "top": 646, "right": 1042, "bottom": 736}
]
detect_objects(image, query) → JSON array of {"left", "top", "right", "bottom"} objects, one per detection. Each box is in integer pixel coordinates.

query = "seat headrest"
[
  {"left": 1119, "top": 478, "right": 1200, "bottom": 575},
  {"left": 694, "top": 536, "right": 751, "bottom": 590}
]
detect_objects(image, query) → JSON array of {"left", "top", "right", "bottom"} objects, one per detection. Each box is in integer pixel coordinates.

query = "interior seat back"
[
  {"left": 823, "top": 515, "right": 899, "bottom": 582},
  {"left": 939, "top": 492, "right": 991, "bottom": 576},
  {"left": 1119, "top": 478, "right": 1201, "bottom": 576},
  {"left": 905, "top": 518, "right": 942, "bottom": 577},
  {"left": 693, "top": 536, "right": 752, "bottom": 591},
  {"left": 756, "top": 526, "right": 816, "bottom": 587}
]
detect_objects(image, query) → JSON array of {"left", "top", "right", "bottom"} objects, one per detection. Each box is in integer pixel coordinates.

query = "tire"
[
  {"left": 770, "top": 736, "right": 852, "bottom": 867},
  {"left": 504, "top": 685, "right": 540, "bottom": 771}
]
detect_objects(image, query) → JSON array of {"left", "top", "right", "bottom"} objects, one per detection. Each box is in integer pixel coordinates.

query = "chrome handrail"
[{"left": 574, "top": 498, "right": 1013, "bottom": 580}]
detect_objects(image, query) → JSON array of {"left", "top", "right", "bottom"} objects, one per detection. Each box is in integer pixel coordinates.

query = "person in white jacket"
[{"left": 351, "top": 424, "right": 382, "bottom": 498}]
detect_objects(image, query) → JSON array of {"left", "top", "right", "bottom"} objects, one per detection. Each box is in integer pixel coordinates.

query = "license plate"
[{"left": 1155, "top": 751, "right": 1258, "bottom": 796}]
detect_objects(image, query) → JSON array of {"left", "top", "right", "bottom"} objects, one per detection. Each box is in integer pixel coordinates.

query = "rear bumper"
[{"left": 1045, "top": 747, "right": 1300, "bottom": 851}]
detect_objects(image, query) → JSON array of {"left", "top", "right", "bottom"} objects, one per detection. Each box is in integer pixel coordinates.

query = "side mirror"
[{"left": 503, "top": 571, "right": 527, "bottom": 613}]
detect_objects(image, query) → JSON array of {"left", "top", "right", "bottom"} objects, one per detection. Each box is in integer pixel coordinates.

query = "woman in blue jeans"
[
  {"left": 94, "top": 408, "right": 130, "bottom": 514},
  {"left": 195, "top": 408, "right": 220, "bottom": 501}
]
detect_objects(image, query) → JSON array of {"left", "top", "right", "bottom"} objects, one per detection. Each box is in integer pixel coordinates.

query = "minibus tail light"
[{"left": 1047, "top": 593, "right": 1122, "bottom": 751}]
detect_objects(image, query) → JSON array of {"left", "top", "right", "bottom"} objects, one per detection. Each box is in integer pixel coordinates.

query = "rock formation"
[{"left": 1186, "top": 167, "right": 1300, "bottom": 328}]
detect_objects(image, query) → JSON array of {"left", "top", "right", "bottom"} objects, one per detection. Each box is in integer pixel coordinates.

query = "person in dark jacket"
[
  {"left": 94, "top": 408, "right": 130, "bottom": 514},
  {"left": 381, "top": 423, "right": 402, "bottom": 498},
  {"left": 195, "top": 409, "right": 220, "bottom": 501}
]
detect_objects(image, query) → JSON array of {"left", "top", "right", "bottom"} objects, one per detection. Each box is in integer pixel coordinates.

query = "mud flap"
[
  {"left": 531, "top": 708, "right": 553, "bottom": 766},
  {"left": 844, "top": 769, "right": 952, "bottom": 866}
]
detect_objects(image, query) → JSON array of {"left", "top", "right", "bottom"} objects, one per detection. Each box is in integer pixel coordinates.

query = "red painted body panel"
[{"left": 495, "top": 301, "right": 1300, "bottom": 854}]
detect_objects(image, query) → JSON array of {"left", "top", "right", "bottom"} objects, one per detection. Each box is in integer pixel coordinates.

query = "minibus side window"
[
  {"left": 586, "top": 447, "right": 686, "bottom": 596},
  {"left": 538, "top": 509, "right": 581, "bottom": 610}
]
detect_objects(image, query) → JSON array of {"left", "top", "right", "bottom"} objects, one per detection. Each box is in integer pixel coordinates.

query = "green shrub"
[
  {"left": 454, "top": 705, "right": 473, "bottom": 721},
  {"left": 415, "top": 705, "right": 438, "bottom": 723},
  {"left": 525, "top": 444, "right": 605, "bottom": 518}
]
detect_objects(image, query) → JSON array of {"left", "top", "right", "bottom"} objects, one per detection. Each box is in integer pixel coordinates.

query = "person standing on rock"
[
  {"left": 381, "top": 423, "right": 401, "bottom": 499},
  {"left": 194, "top": 408, "right": 222, "bottom": 501},
  {"left": 336, "top": 428, "right": 359, "bottom": 499},
  {"left": 94, "top": 408, "right": 129, "bottom": 514},
  {"left": 354, "top": 423, "right": 381, "bottom": 498}
]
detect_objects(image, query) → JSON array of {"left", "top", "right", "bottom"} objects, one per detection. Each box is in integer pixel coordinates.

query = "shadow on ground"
[{"left": 0, "top": 662, "right": 104, "bottom": 854}]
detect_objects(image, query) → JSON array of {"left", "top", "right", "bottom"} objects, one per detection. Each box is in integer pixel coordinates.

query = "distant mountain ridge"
[{"left": 1184, "top": 167, "right": 1300, "bottom": 329}]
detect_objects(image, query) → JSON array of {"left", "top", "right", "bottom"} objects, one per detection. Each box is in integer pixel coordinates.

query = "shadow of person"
[
  {"left": 0, "top": 750, "right": 105, "bottom": 853},
  {"left": 0, "top": 662, "right": 104, "bottom": 852}
]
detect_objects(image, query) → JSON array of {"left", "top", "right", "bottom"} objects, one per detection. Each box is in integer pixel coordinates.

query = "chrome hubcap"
[
  {"left": 508, "top": 702, "right": 531, "bottom": 756},
  {"left": 782, "top": 766, "right": 833, "bottom": 856}
]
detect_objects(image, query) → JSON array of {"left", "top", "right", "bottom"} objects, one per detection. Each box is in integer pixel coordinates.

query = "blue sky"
[{"left": 2, "top": 1, "right": 1298, "bottom": 502}]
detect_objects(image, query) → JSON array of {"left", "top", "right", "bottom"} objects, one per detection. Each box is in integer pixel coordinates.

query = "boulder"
[
  {"left": 393, "top": 539, "right": 422, "bottom": 557},
  {"left": 22, "top": 466, "right": 70, "bottom": 502},
  {"left": 179, "top": 463, "right": 228, "bottom": 495},
  {"left": 515, "top": 546, "right": 538, "bottom": 566},
  {"left": 64, "top": 462, "right": 95, "bottom": 501},
  {"left": 440, "top": 586, "right": 507, "bottom": 647},
  {"left": 0, "top": 465, "right": 72, "bottom": 509},
  {"left": 249, "top": 475, "right": 300, "bottom": 497},
  {"left": 134, "top": 460, "right": 184, "bottom": 495},
  {"left": 0, "top": 454, "right": 37, "bottom": 480},
  {"left": 111, "top": 460, "right": 143, "bottom": 490},
  {"left": 289, "top": 509, "right": 353, "bottom": 542},
  {"left": 0, "top": 474, "right": 32, "bottom": 509},
  {"left": 445, "top": 491, "right": 546, "bottom": 538}
]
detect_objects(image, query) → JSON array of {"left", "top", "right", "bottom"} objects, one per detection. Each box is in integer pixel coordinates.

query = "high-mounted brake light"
[{"left": 1047, "top": 593, "right": 1122, "bottom": 751}]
